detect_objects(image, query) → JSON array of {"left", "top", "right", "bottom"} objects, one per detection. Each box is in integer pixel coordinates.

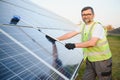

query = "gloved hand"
[
  {"left": 45, "top": 35, "right": 56, "bottom": 44},
  {"left": 65, "top": 43, "right": 75, "bottom": 50}
]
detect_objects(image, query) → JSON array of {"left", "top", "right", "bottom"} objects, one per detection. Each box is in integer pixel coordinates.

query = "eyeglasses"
[{"left": 82, "top": 13, "right": 92, "bottom": 16}]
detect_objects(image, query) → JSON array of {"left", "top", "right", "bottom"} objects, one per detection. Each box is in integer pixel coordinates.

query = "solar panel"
[{"left": 0, "top": 0, "right": 83, "bottom": 80}]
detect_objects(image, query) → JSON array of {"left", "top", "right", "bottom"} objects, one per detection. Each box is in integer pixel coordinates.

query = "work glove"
[
  {"left": 65, "top": 43, "right": 75, "bottom": 50},
  {"left": 45, "top": 35, "right": 56, "bottom": 44}
]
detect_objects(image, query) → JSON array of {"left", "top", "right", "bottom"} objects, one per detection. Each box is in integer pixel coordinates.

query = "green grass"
[
  {"left": 108, "top": 35, "right": 120, "bottom": 80},
  {"left": 75, "top": 35, "right": 120, "bottom": 80}
]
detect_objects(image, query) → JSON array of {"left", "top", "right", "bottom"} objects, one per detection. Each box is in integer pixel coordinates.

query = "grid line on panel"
[
  {"left": 49, "top": 70, "right": 63, "bottom": 80},
  {"left": 0, "top": 48, "right": 9, "bottom": 60},
  {"left": 0, "top": 48, "right": 28, "bottom": 61},
  {"left": 0, "top": 34, "right": 29, "bottom": 60},
  {"left": 0, "top": 62, "right": 23, "bottom": 80},
  {"left": 7, "top": 57, "right": 41, "bottom": 80}
]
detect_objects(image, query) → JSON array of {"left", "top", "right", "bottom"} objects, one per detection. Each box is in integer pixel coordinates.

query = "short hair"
[{"left": 81, "top": 6, "right": 94, "bottom": 14}]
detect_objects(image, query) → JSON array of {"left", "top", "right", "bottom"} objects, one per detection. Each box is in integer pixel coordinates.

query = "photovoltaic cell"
[{"left": 0, "top": 0, "right": 83, "bottom": 80}]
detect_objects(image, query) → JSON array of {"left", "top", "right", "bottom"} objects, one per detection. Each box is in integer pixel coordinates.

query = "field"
[{"left": 76, "top": 35, "right": 120, "bottom": 80}]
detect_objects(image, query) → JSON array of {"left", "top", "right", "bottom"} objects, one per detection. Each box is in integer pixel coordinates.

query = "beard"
[{"left": 83, "top": 19, "right": 92, "bottom": 24}]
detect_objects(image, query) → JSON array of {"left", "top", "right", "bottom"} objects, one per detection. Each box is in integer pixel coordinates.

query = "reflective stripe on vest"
[
  {"left": 87, "top": 48, "right": 111, "bottom": 56},
  {"left": 81, "top": 22, "right": 112, "bottom": 62}
]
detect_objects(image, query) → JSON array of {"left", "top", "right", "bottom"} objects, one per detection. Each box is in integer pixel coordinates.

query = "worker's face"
[{"left": 81, "top": 9, "right": 94, "bottom": 25}]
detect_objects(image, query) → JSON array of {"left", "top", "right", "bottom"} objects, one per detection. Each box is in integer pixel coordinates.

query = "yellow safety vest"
[{"left": 81, "top": 22, "right": 112, "bottom": 62}]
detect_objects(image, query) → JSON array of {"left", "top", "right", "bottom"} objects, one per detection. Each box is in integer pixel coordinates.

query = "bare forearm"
[
  {"left": 57, "top": 31, "right": 79, "bottom": 41},
  {"left": 75, "top": 41, "right": 94, "bottom": 48},
  {"left": 75, "top": 38, "right": 99, "bottom": 48}
]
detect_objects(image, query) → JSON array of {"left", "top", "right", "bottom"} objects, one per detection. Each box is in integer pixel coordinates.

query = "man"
[{"left": 46, "top": 6, "right": 112, "bottom": 80}]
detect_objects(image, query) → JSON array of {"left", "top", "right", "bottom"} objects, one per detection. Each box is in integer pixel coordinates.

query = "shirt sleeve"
[{"left": 92, "top": 24, "right": 105, "bottom": 39}]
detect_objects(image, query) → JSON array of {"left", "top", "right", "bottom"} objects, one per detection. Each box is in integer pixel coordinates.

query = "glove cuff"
[{"left": 65, "top": 43, "right": 75, "bottom": 49}]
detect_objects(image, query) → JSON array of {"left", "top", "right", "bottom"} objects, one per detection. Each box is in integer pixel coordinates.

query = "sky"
[{"left": 31, "top": 0, "right": 120, "bottom": 28}]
